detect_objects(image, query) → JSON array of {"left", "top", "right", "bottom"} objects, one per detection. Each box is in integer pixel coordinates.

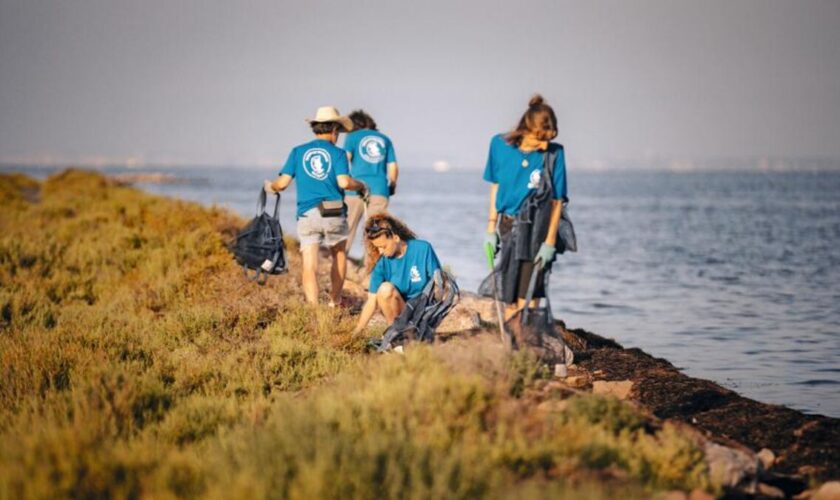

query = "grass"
[{"left": 0, "top": 170, "right": 716, "bottom": 499}]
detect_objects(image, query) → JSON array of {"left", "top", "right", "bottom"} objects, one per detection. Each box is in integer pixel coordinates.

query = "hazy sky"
[{"left": 1, "top": 0, "right": 839, "bottom": 169}]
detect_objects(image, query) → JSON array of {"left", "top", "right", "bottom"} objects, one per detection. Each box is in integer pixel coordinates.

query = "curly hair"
[
  {"left": 348, "top": 110, "right": 378, "bottom": 131},
  {"left": 504, "top": 94, "right": 558, "bottom": 147},
  {"left": 363, "top": 213, "right": 416, "bottom": 273}
]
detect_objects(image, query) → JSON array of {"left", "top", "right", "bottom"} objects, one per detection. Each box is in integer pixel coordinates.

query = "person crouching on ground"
[
  {"left": 351, "top": 214, "right": 441, "bottom": 336},
  {"left": 343, "top": 110, "right": 399, "bottom": 262},
  {"left": 264, "top": 106, "right": 369, "bottom": 306}
]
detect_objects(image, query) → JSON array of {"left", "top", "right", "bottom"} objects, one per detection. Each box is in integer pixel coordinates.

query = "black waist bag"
[{"left": 231, "top": 188, "right": 287, "bottom": 284}]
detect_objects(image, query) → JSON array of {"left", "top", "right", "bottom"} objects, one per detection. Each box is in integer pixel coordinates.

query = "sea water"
[{"left": 7, "top": 165, "right": 840, "bottom": 417}]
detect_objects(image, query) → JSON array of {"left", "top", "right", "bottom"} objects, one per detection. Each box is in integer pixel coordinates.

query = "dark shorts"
[{"left": 499, "top": 215, "right": 546, "bottom": 302}]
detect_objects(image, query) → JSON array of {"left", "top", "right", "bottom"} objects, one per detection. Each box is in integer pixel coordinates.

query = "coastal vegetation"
[{"left": 1, "top": 170, "right": 715, "bottom": 498}]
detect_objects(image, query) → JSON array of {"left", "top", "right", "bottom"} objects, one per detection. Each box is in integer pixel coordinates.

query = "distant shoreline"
[{"left": 4, "top": 161, "right": 840, "bottom": 174}]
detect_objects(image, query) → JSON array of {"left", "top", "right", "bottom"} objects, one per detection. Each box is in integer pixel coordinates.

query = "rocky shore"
[{"left": 344, "top": 267, "right": 840, "bottom": 498}]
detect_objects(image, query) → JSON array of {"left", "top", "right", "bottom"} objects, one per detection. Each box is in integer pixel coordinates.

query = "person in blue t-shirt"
[
  {"left": 264, "top": 106, "right": 369, "bottom": 306},
  {"left": 351, "top": 213, "right": 441, "bottom": 336},
  {"left": 483, "top": 94, "right": 568, "bottom": 319},
  {"left": 342, "top": 110, "right": 399, "bottom": 260}
]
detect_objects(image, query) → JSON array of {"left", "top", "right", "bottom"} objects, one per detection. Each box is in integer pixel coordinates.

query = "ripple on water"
[
  {"left": 795, "top": 379, "right": 840, "bottom": 387},
  {"left": 591, "top": 302, "right": 641, "bottom": 312}
]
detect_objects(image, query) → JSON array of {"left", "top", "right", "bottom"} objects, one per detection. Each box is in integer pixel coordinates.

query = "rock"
[
  {"left": 688, "top": 489, "right": 715, "bottom": 500},
  {"left": 814, "top": 481, "right": 840, "bottom": 500},
  {"left": 564, "top": 375, "right": 588, "bottom": 388},
  {"left": 436, "top": 303, "right": 481, "bottom": 333},
  {"left": 757, "top": 448, "right": 776, "bottom": 470},
  {"left": 455, "top": 293, "right": 496, "bottom": 324},
  {"left": 757, "top": 483, "right": 785, "bottom": 498},
  {"left": 592, "top": 380, "right": 633, "bottom": 400},
  {"left": 704, "top": 442, "right": 758, "bottom": 489}
]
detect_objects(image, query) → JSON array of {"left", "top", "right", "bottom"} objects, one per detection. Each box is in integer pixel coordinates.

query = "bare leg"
[
  {"left": 376, "top": 282, "right": 406, "bottom": 323},
  {"left": 301, "top": 244, "right": 320, "bottom": 304},
  {"left": 367, "top": 195, "right": 388, "bottom": 216},
  {"left": 329, "top": 240, "right": 347, "bottom": 304},
  {"left": 504, "top": 298, "right": 539, "bottom": 321},
  {"left": 344, "top": 196, "right": 364, "bottom": 259}
]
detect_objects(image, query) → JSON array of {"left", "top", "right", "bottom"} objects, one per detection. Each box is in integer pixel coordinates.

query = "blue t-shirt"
[
  {"left": 280, "top": 139, "right": 350, "bottom": 218},
  {"left": 369, "top": 239, "right": 441, "bottom": 300},
  {"left": 482, "top": 134, "right": 567, "bottom": 215},
  {"left": 343, "top": 129, "right": 397, "bottom": 198}
]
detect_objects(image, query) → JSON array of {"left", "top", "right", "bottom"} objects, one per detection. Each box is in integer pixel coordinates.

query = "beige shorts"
[{"left": 297, "top": 207, "right": 349, "bottom": 248}]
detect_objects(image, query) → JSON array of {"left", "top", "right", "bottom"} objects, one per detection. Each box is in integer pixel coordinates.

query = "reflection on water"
[{"left": 7, "top": 165, "right": 840, "bottom": 417}]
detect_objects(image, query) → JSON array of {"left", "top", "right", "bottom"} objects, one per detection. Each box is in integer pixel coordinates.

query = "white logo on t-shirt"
[
  {"left": 359, "top": 136, "right": 386, "bottom": 163},
  {"left": 302, "top": 148, "right": 332, "bottom": 180},
  {"left": 410, "top": 265, "right": 422, "bottom": 283},
  {"left": 527, "top": 169, "right": 541, "bottom": 189}
]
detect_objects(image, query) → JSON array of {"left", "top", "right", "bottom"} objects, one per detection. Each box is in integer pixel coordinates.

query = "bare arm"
[
  {"left": 387, "top": 161, "right": 399, "bottom": 186},
  {"left": 266, "top": 174, "right": 293, "bottom": 192},
  {"left": 337, "top": 174, "right": 367, "bottom": 191},
  {"left": 352, "top": 293, "right": 379, "bottom": 335},
  {"left": 543, "top": 200, "right": 563, "bottom": 246},
  {"left": 486, "top": 183, "right": 499, "bottom": 233}
]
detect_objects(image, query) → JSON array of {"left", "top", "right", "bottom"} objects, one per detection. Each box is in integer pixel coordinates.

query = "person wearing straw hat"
[{"left": 264, "top": 106, "right": 369, "bottom": 306}]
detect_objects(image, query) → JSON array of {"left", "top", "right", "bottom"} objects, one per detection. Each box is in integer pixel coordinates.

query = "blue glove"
[
  {"left": 535, "top": 242, "right": 556, "bottom": 269},
  {"left": 484, "top": 232, "right": 499, "bottom": 258}
]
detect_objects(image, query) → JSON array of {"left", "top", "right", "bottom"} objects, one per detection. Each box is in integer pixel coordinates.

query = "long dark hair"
[
  {"left": 363, "top": 213, "right": 416, "bottom": 273},
  {"left": 504, "top": 94, "right": 558, "bottom": 147},
  {"left": 349, "top": 110, "right": 378, "bottom": 131}
]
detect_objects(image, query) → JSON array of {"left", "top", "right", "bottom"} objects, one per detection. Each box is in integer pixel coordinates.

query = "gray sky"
[{"left": 1, "top": 0, "right": 839, "bottom": 169}]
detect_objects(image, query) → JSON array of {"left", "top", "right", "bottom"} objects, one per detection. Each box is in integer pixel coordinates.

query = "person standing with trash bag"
[
  {"left": 482, "top": 94, "right": 568, "bottom": 321},
  {"left": 264, "top": 106, "right": 369, "bottom": 307},
  {"left": 342, "top": 110, "right": 399, "bottom": 262}
]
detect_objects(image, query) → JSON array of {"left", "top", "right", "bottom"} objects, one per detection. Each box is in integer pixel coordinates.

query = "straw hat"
[{"left": 306, "top": 106, "right": 353, "bottom": 132}]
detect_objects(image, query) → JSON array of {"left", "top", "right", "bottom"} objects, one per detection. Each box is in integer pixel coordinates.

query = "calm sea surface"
[{"left": 7, "top": 165, "right": 840, "bottom": 417}]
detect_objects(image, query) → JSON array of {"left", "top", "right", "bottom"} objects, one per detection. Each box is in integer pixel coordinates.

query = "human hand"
[
  {"left": 263, "top": 179, "right": 276, "bottom": 194},
  {"left": 357, "top": 182, "right": 370, "bottom": 203},
  {"left": 535, "top": 242, "right": 556, "bottom": 269}
]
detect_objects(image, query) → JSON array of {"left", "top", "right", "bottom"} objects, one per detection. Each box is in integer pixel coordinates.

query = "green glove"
[
  {"left": 484, "top": 232, "right": 499, "bottom": 259},
  {"left": 535, "top": 242, "right": 556, "bottom": 269}
]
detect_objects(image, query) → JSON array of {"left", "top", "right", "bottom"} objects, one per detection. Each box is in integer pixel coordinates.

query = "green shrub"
[{"left": 0, "top": 171, "right": 715, "bottom": 498}]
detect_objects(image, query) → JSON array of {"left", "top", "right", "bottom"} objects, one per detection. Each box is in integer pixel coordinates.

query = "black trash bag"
[
  {"left": 230, "top": 188, "right": 287, "bottom": 284},
  {"left": 369, "top": 270, "right": 460, "bottom": 352},
  {"left": 508, "top": 269, "right": 574, "bottom": 366}
]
